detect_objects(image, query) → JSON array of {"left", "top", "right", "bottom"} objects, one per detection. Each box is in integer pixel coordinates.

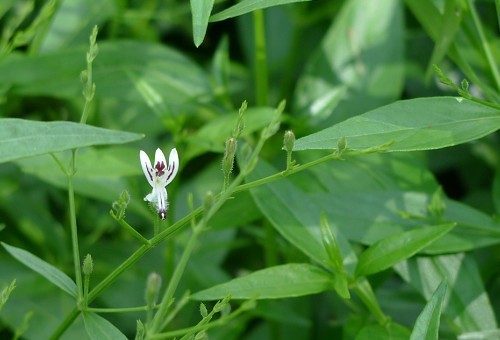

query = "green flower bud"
[
  {"left": 283, "top": 130, "right": 295, "bottom": 153},
  {"left": 145, "top": 272, "right": 162, "bottom": 306},
  {"left": 82, "top": 254, "right": 93, "bottom": 276},
  {"left": 222, "top": 138, "right": 237, "bottom": 176}
]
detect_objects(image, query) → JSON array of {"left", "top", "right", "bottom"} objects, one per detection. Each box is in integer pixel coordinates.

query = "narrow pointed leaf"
[
  {"left": 210, "top": 0, "right": 310, "bottom": 22},
  {"left": 191, "top": 0, "right": 214, "bottom": 47},
  {"left": 191, "top": 263, "right": 332, "bottom": 300},
  {"left": 2, "top": 242, "right": 78, "bottom": 298},
  {"left": 0, "top": 118, "right": 143, "bottom": 163},
  {"left": 294, "top": 97, "right": 500, "bottom": 152},
  {"left": 355, "top": 224, "right": 455, "bottom": 277},
  {"left": 83, "top": 312, "right": 128, "bottom": 340},
  {"left": 410, "top": 281, "right": 447, "bottom": 340}
]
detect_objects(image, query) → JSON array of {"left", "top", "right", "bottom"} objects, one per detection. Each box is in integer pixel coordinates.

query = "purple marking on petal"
[
  {"left": 155, "top": 161, "right": 166, "bottom": 177},
  {"left": 166, "top": 163, "right": 176, "bottom": 182},
  {"left": 145, "top": 162, "right": 153, "bottom": 182}
]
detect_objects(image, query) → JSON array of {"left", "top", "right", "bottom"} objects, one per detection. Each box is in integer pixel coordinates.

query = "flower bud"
[
  {"left": 222, "top": 138, "right": 237, "bottom": 175},
  {"left": 283, "top": 130, "right": 295, "bottom": 153},
  {"left": 204, "top": 191, "right": 214, "bottom": 211},
  {"left": 82, "top": 254, "right": 93, "bottom": 276},
  {"left": 145, "top": 272, "right": 162, "bottom": 306}
]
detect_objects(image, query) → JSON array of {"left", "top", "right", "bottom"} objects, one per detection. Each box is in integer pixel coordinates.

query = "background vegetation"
[{"left": 0, "top": 0, "right": 499, "bottom": 339}]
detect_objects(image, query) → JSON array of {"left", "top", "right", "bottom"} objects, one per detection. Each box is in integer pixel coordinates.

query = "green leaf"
[
  {"left": 355, "top": 323, "right": 411, "bottom": 340},
  {"left": 410, "top": 281, "right": 447, "bottom": 340},
  {"left": 0, "top": 118, "right": 143, "bottom": 163},
  {"left": 294, "top": 0, "right": 404, "bottom": 127},
  {"left": 1, "top": 242, "right": 78, "bottom": 298},
  {"left": 0, "top": 41, "right": 211, "bottom": 104},
  {"left": 83, "top": 312, "right": 127, "bottom": 340},
  {"left": 210, "top": 0, "right": 310, "bottom": 22},
  {"left": 39, "top": 0, "right": 116, "bottom": 52},
  {"left": 191, "top": 263, "right": 332, "bottom": 300},
  {"left": 396, "top": 254, "right": 497, "bottom": 333},
  {"left": 355, "top": 224, "right": 455, "bottom": 277},
  {"left": 294, "top": 97, "right": 500, "bottom": 152},
  {"left": 191, "top": 0, "right": 214, "bottom": 47}
]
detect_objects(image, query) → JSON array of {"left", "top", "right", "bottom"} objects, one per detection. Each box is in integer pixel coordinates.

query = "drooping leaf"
[
  {"left": 1, "top": 242, "right": 78, "bottom": 298},
  {"left": 191, "top": 0, "right": 214, "bottom": 47},
  {"left": 294, "top": 97, "right": 500, "bottom": 152},
  {"left": 410, "top": 281, "right": 447, "bottom": 340},
  {"left": 191, "top": 263, "right": 332, "bottom": 300},
  {"left": 83, "top": 312, "right": 127, "bottom": 340},
  {"left": 210, "top": 0, "right": 310, "bottom": 22},
  {"left": 355, "top": 224, "right": 455, "bottom": 277},
  {"left": 0, "top": 118, "right": 143, "bottom": 163}
]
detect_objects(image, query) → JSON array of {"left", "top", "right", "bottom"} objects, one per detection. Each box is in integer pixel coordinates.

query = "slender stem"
[
  {"left": 467, "top": 0, "right": 500, "bottom": 92},
  {"left": 253, "top": 9, "right": 268, "bottom": 106},
  {"left": 154, "top": 214, "right": 160, "bottom": 237},
  {"left": 67, "top": 156, "right": 83, "bottom": 304},
  {"left": 150, "top": 306, "right": 249, "bottom": 339},
  {"left": 148, "top": 226, "right": 203, "bottom": 335},
  {"left": 110, "top": 211, "right": 150, "bottom": 245},
  {"left": 87, "top": 305, "right": 159, "bottom": 313}
]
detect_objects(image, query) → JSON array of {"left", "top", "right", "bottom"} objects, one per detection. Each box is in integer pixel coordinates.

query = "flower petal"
[
  {"left": 140, "top": 150, "right": 154, "bottom": 187},
  {"left": 165, "top": 148, "right": 179, "bottom": 186}
]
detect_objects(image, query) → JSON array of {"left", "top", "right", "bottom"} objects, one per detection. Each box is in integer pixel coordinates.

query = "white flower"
[{"left": 139, "top": 148, "right": 179, "bottom": 220}]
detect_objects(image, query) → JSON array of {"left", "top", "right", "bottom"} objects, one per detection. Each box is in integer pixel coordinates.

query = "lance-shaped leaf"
[
  {"left": 0, "top": 118, "right": 143, "bottom": 163},
  {"left": 83, "top": 312, "right": 127, "bottom": 340},
  {"left": 210, "top": 0, "right": 310, "bottom": 22},
  {"left": 294, "top": 97, "right": 500, "bottom": 152},
  {"left": 2, "top": 242, "right": 78, "bottom": 298},
  {"left": 410, "top": 281, "right": 447, "bottom": 340},
  {"left": 191, "top": 263, "right": 332, "bottom": 300},
  {"left": 355, "top": 224, "right": 455, "bottom": 277}
]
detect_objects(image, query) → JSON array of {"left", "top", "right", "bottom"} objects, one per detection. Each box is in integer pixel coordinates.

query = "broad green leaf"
[
  {"left": 294, "top": 0, "right": 404, "bottom": 127},
  {"left": 191, "top": 263, "right": 332, "bottom": 300},
  {"left": 410, "top": 281, "right": 447, "bottom": 340},
  {"left": 191, "top": 0, "right": 214, "bottom": 47},
  {"left": 1, "top": 242, "right": 78, "bottom": 298},
  {"left": 294, "top": 97, "right": 500, "bottom": 152},
  {"left": 395, "top": 254, "right": 497, "bottom": 333},
  {"left": 210, "top": 0, "right": 310, "bottom": 22},
  {"left": 83, "top": 312, "right": 127, "bottom": 340},
  {"left": 0, "top": 41, "right": 211, "bottom": 104},
  {"left": 458, "top": 330, "right": 500, "bottom": 340},
  {"left": 355, "top": 224, "right": 455, "bottom": 277},
  {"left": 246, "top": 157, "right": 500, "bottom": 259},
  {"left": 0, "top": 118, "right": 143, "bottom": 163}
]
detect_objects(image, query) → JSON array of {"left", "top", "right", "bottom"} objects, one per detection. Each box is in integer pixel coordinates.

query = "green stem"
[
  {"left": 110, "top": 211, "right": 150, "bottom": 245},
  {"left": 148, "top": 226, "right": 203, "bottom": 335},
  {"left": 253, "top": 9, "right": 268, "bottom": 106},
  {"left": 67, "top": 156, "right": 83, "bottom": 304},
  {"left": 87, "top": 305, "right": 159, "bottom": 313},
  {"left": 467, "top": 0, "right": 500, "bottom": 92}
]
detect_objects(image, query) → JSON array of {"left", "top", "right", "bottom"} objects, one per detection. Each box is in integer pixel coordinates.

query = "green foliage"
[{"left": 0, "top": 0, "right": 499, "bottom": 339}]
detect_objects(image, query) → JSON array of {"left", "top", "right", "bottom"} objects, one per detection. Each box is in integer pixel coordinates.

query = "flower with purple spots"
[{"left": 139, "top": 148, "right": 179, "bottom": 220}]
